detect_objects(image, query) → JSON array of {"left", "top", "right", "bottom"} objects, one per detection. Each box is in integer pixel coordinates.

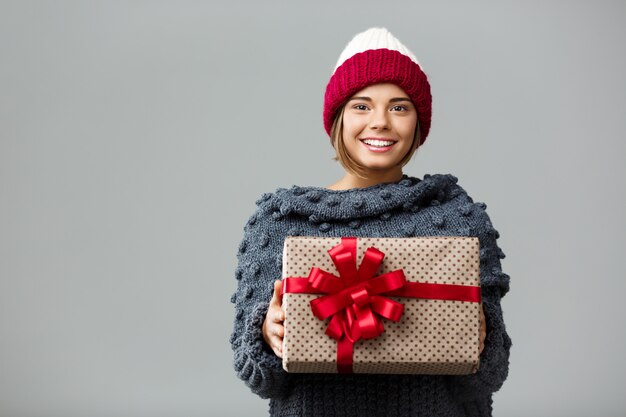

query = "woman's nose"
[{"left": 369, "top": 109, "right": 389, "bottom": 130}]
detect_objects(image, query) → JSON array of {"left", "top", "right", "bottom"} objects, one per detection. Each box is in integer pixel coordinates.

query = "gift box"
[{"left": 280, "top": 236, "right": 482, "bottom": 375}]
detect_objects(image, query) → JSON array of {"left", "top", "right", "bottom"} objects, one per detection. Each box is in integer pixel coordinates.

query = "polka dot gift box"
[{"left": 280, "top": 236, "right": 482, "bottom": 374}]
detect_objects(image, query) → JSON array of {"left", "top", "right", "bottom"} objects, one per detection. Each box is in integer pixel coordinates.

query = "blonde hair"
[{"left": 330, "top": 104, "right": 422, "bottom": 179}]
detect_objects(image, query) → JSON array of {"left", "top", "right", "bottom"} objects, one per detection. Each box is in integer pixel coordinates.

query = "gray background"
[{"left": 1, "top": 1, "right": 625, "bottom": 416}]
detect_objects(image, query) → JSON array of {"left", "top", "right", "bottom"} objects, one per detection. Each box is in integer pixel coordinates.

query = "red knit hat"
[{"left": 323, "top": 27, "right": 432, "bottom": 145}]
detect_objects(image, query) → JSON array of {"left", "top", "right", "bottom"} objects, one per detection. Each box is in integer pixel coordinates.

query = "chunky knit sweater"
[{"left": 229, "top": 173, "right": 511, "bottom": 417}]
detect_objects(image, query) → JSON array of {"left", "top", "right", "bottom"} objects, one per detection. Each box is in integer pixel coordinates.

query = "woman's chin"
[
  {"left": 357, "top": 162, "right": 400, "bottom": 173},
  {"left": 356, "top": 156, "right": 399, "bottom": 170}
]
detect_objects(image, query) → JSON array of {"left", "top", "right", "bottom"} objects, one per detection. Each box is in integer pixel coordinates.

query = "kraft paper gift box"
[{"left": 280, "top": 236, "right": 482, "bottom": 375}]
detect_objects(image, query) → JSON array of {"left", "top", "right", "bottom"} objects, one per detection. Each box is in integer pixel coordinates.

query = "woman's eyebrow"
[{"left": 348, "top": 96, "right": 412, "bottom": 103}]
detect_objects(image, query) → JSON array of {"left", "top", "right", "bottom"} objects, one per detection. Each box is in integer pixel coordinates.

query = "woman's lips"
[{"left": 360, "top": 139, "right": 397, "bottom": 153}]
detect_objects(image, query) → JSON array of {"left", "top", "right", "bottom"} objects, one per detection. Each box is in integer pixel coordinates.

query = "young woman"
[{"left": 230, "top": 27, "right": 512, "bottom": 417}]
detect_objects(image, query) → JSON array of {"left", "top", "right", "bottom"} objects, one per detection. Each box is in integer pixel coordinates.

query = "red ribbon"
[{"left": 281, "top": 237, "right": 481, "bottom": 373}]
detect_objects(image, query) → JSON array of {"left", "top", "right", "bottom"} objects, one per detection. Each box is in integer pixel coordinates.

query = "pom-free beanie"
[
  {"left": 230, "top": 174, "right": 512, "bottom": 416},
  {"left": 323, "top": 27, "right": 433, "bottom": 145}
]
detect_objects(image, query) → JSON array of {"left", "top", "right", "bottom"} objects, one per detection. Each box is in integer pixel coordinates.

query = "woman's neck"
[{"left": 327, "top": 169, "right": 405, "bottom": 190}]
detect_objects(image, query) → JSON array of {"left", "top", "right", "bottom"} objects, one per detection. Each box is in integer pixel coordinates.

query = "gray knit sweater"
[{"left": 229, "top": 173, "right": 511, "bottom": 417}]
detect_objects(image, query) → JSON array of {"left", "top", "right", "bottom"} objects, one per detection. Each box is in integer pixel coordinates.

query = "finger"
[
  {"left": 274, "top": 280, "right": 283, "bottom": 306},
  {"left": 275, "top": 309, "right": 285, "bottom": 322},
  {"left": 273, "top": 345, "right": 283, "bottom": 358},
  {"left": 267, "top": 320, "right": 283, "bottom": 338},
  {"left": 270, "top": 280, "right": 279, "bottom": 301},
  {"left": 268, "top": 304, "right": 282, "bottom": 323},
  {"left": 274, "top": 280, "right": 282, "bottom": 295},
  {"left": 268, "top": 322, "right": 284, "bottom": 340},
  {"left": 271, "top": 335, "right": 283, "bottom": 358}
]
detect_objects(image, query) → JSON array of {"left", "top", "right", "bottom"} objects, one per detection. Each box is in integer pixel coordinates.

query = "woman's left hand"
[{"left": 479, "top": 302, "right": 486, "bottom": 355}]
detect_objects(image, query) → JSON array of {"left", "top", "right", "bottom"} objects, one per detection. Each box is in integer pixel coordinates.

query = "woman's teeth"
[{"left": 362, "top": 139, "right": 395, "bottom": 147}]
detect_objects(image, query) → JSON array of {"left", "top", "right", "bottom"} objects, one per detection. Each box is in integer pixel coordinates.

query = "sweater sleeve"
[
  {"left": 229, "top": 196, "right": 291, "bottom": 399},
  {"left": 446, "top": 199, "right": 512, "bottom": 402}
]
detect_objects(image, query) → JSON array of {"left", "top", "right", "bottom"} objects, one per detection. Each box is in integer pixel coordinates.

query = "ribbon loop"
[
  {"left": 308, "top": 267, "right": 343, "bottom": 293},
  {"left": 328, "top": 238, "right": 359, "bottom": 286},
  {"left": 358, "top": 247, "right": 385, "bottom": 280}
]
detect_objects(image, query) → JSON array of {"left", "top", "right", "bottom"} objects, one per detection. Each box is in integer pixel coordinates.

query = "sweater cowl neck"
[{"left": 258, "top": 173, "right": 462, "bottom": 222}]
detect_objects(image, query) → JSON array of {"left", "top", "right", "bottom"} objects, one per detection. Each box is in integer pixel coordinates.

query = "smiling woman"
[{"left": 230, "top": 27, "right": 511, "bottom": 417}]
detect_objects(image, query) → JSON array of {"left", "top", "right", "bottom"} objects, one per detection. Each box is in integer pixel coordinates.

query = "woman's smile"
[{"left": 360, "top": 137, "right": 398, "bottom": 152}]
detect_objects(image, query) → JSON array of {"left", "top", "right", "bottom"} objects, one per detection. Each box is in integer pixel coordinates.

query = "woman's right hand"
[{"left": 262, "top": 280, "right": 285, "bottom": 358}]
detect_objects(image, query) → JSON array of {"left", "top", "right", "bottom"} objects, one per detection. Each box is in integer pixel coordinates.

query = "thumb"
[{"left": 272, "top": 280, "right": 283, "bottom": 305}]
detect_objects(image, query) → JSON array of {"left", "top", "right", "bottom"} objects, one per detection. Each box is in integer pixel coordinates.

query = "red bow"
[{"left": 282, "top": 237, "right": 406, "bottom": 373}]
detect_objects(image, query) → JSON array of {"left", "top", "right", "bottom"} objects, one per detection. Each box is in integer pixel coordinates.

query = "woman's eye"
[
  {"left": 353, "top": 104, "right": 368, "bottom": 111},
  {"left": 391, "top": 105, "right": 408, "bottom": 111}
]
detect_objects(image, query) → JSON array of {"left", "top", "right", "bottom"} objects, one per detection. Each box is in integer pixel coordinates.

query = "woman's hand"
[
  {"left": 479, "top": 302, "right": 486, "bottom": 355},
  {"left": 262, "top": 280, "right": 285, "bottom": 358}
]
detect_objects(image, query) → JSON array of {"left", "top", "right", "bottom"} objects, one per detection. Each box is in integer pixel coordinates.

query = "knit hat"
[{"left": 323, "top": 27, "right": 432, "bottom": 145}]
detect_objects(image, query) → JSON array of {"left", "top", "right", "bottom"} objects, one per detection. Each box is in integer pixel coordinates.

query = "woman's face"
[{"left": 341, "top": 82, "right": 417, "bottom": 172}]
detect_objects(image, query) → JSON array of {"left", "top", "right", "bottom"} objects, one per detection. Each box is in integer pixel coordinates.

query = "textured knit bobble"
[
  {"left": 429, "top": 209, "right": 445, "bottom": 228},
  {"left": 349, "top": 219, "right": 361, "bottom": 229},
  {"left": 352, "top": 197, "right": 365, "bottom": 209},
  {"left": 401, "top": 222, "right": 415, "bottom": 236},
  {"left": 250, "top": 261, "right": 260, "bottom": 277},
  {"left": 319, "top": 222, "right": 331, "bottom": 232},
  {"left": 256, "top": 193, "right": 272, "bottom": 206},
  {"left": 306, "top": 191, "right": 322, "bottom": 203},
  {"left": 323, "top": 27, "right": 432, "bottom": 145},
  {"left": 238, "top": 240, "right": 247, "bottom": 254},
  {"left": 459, "top": 204, "right": 473, "bottom": 217},
  {"left": 291, "top": 186, "right": 306, "bottom": 196},
  {"left": 279, "top": 204, "right": 292, "bottom": 216},
  {"left": 243, "top": 287, "right": 252, "bottom": 299},
  {"left": 287, "top": 227, "right": 302, "bottom": 236},
  {"left": 259, "top": 233, "right": 270, "bottom": 248}
]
